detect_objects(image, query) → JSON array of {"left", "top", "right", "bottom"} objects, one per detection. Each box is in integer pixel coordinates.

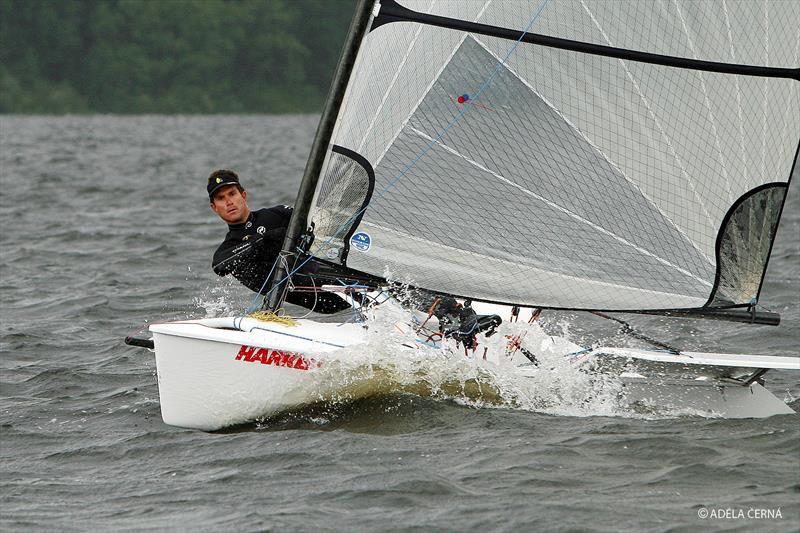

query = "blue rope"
[
  {"left": 246, "top": 254, "right": 281, "bottom": 314},
  {"left": 265, "top": 0, "right": 551, "bottom": 303},
  {"left": 245, "top": 326, "right": 346, "bottom": 348}
]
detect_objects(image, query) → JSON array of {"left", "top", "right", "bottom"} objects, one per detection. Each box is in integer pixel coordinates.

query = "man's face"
[{"left": 210, "top": 185, "right": 250, "bottom": 224}]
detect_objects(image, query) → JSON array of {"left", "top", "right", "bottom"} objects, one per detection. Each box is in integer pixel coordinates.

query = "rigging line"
[
  {"left": 591, "top": 311, "right": 681, "bottom": 355},
  {"left": 373, "top": 34, "right": 466, "bottom": 167},
  {"left": 580, "top": 0, "right": 716, "bottom": 233},
  {"left": 673, "top": 0, "right": 734, "bottom": 204},
  {"left": 264, "top": 0, "right": 552, "bottom": 301},
  {"left": 722, "top": 0, "right": 749, "bottom": 190},
  {"left": 468, "top": 35, "right": 713, "bottom": 266},
  {"left": 373, "top": 0, "right": 494, "bottom": 168},
  {"left": 291, "top": 276, "right": 319, "bottom": 320},
  {"left": 246, "top": 252, "right": 282, "bottom": 314},
  {"left": 244, "top": 326, "right": 345, "bottom": 348},
  {"left": 407, "top": 125, "right": 713, "bottom": 287}
]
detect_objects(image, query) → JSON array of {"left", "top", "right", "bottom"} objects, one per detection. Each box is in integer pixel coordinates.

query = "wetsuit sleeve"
[
  {"left": 212, "top": 238, "right": 274, "bottom": 293},
  {"left": 212, "top": 240, "right": 239, "bottom": 277}
]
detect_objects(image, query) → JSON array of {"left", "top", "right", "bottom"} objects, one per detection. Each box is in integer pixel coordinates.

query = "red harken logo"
[{"left": 235, "top": 345, "right": 318, "bottom": 370}]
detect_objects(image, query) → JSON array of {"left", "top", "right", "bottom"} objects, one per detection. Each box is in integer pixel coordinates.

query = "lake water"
[{"left": 1, "top": 116, "right": 798, "bottom": 531}]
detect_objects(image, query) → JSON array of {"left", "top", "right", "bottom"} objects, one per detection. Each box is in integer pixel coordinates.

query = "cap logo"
[{"left": 216, "top": 177, "right": 223, "bottom": 183}]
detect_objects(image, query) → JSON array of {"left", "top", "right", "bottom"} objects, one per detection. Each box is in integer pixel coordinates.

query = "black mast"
[{"left": 267, "top": 0, "right": 375, "bottom": 310}]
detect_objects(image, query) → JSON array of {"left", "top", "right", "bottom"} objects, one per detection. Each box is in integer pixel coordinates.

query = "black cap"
[{"left": 207, "top": 169, "right": 241, "bottom": 199}]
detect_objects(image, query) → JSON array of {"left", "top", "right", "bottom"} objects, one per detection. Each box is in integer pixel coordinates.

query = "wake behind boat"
[{"left": 128, "top": 0, "right": 800, "bottom": 429}]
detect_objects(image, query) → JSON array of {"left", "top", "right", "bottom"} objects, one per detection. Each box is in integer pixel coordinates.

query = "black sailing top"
[
  {"left": 211, "top": 206, "right": 350, "bottom": 313},
  {"left": 212, "top": 206, "right": 292, "bottom": 293}
]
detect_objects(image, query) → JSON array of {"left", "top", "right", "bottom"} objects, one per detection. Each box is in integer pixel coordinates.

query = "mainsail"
[{"left": 291, "top": 0, "right": 799, "bottom": 313}]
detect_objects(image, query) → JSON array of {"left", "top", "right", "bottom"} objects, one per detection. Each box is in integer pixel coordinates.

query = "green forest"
[{"left": 0, "top": 0, "right": 357, "bottom": 113}]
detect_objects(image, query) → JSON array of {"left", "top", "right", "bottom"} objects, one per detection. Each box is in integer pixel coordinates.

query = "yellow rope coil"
[{"left": 247, "top": 310, "right": 298, "bottom": 327}]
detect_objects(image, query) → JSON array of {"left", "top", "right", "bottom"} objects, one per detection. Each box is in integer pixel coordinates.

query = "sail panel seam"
[
  {"left": 722, "top": 0, "right": 750, "bottom": 192},
  {"left": 469, "top": 33, "right": 713, "bottom": 266},
  {"left": 373, "top": 0, "right": 493, "bottom": 167},
  {"left": 358, "top": 219, "right": 708, "bottom": 302},
  {"left": 580, "top": 0, "right": 716, "bottom": 240},
  {"left": 407, "top": 125, "right": 712, "bottom": 288},
  {"left": 374, "top": 33, "right": 468, "bottom": 168},
  {"left": 356, "top": 0, "right": 435, "bottom": 155},
  {"left": 673, "top": 0, "right": 735, "bottom": 204}
]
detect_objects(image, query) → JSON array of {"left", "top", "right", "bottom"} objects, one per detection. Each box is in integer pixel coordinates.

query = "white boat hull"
[
  {"left": 149, "top": 316, "right": 797, "bottom": 430},
  {"left": 618, "top": 375, "right": 793, "bottom": 418},
  {"left": 151, "top": 317, "right": 366, "bottom": 430}
]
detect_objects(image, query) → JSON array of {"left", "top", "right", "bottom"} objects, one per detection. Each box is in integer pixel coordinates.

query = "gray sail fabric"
[
  {"left": 307, "top": 0, "right": 799, "bottom": 310},
  {"left": 310, "top": 147, "right": 373, "bottom": 264},
  {"left": 711, "top": 184, "right": 788, "bottom": 307}
]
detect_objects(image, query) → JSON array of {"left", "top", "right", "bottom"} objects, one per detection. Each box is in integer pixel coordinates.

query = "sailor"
[{"left": 208, "top": 169, "right": 351, "bottom": 314}]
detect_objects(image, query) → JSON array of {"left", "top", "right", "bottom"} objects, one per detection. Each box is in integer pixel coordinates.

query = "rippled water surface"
[{"left": 1, "top": 116, "right": 798, "bottom": 531}]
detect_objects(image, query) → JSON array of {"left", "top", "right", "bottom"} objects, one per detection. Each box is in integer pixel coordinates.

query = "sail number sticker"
[{"left": 350, "top": 232, "right": 371, "bottom": 252}]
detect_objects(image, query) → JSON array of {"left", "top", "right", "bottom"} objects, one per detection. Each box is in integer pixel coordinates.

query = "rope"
[
  {"left": 252, "top": 250, "right": 295, "bottom": 314},
  {"left": 591, "top": 311, "right": 681, "bottom": 355},
  {"left": 290, "top": 275, "right": 319, "bottom": 320},
  {"left": 247, "top": 310, "right": 298, "bottom": 327},
  {"left": 246, "top": 253, "right": 281, "bottom": 314}
]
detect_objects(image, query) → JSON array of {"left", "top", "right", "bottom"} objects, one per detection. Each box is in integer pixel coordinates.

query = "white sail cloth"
[{"left": 308, "top": 0, "right": 799, "bottom": 310}]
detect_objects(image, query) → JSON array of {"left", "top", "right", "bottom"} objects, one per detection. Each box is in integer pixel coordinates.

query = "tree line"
[{"left": 0, "top": 0, "right": 357, "bottom": 113}]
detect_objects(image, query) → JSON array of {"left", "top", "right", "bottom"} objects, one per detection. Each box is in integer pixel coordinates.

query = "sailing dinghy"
[{"left": 128, "top": 0, "right": 799, "bottom": 430}]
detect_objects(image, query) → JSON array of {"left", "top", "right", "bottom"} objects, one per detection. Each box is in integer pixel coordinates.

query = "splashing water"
[
  {"left": 190, "top": 286, "right": 732, "bottom": 421},
  {"left": 292, "top": 299, "right": 630, "bottom": 419}
]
